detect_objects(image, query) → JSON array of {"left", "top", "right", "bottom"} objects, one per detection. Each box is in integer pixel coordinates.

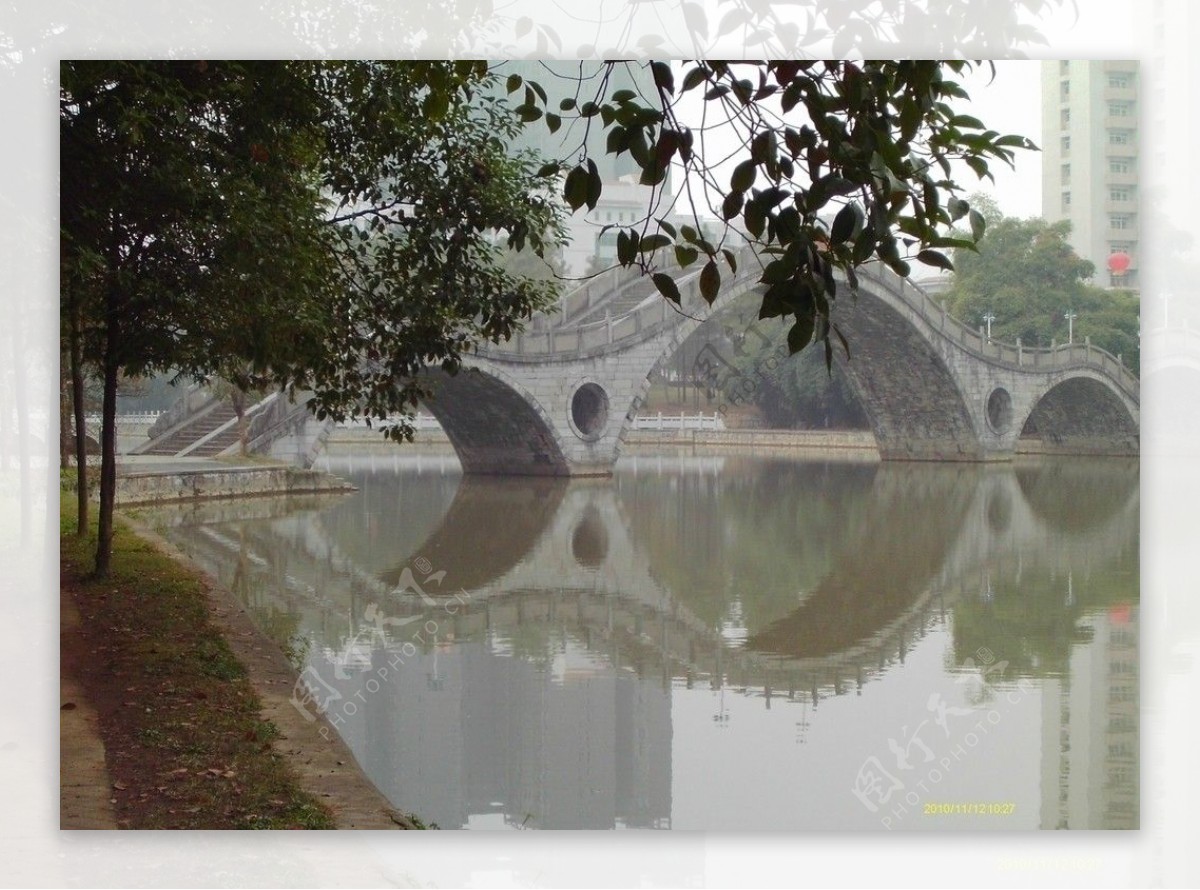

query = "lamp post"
[
  {"left": 1064, "top": 310, "right": 1077, "bottom": 344},
  {"left": 982, "top": 312, "right": 996, "bottom": 342}
]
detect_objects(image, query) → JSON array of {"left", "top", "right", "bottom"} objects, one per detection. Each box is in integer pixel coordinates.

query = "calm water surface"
[{"left": 144, "top": 450, "right": 1138, "bottom": 830}]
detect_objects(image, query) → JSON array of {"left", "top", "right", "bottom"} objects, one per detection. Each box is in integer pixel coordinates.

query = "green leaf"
[
  {"left": 916, "top": 249, "right": 953, "bottom": 271},
  {"left": 949, "top": 114, "right": 985, "bottom": 129},
  {"left": 536, "top": 162, "right": 561, "bottom": 178},
  {"left": 722, "top": 249, "right": 738, "bottom": 275},
  {"left": 682, "top": 66, "right": 707, "bottom": 92},
  {"left": 968, "top": 208, "right": 986, "bottom": 242},
  {"left": 564, "top": 165, "right": 589, "bottom": 211},
  {"left": 675, "top": 245, "right": 699, "bottom": 266},
  {"left": 721, "top": 190, "right": 744, "bottom": 221},
  {"left": 585, "top": 159, "right": 602, "bottom": 210},
  {"left": 617, "top": 230, "right": 636, "bottom": 266},
  {"left": 652, "top": 272, "right": 682, "bottom": 304},
  {"left": 731, "top": 159, "right": 756, "bottom": 192},
  {"left": 830, "top": 202, "right": 861, "bottom": 246},
  {"left": 545, "top": 112, "right": 561, "bottom": 133},
  {"left": 699, "top": 260, "right": 720, "bottom": 304},
  {"left": 606, "top": 125, "right": 629, "bottom": 155},
  {"left": 506, "top": 74, "right": 522, "bottom": 94},
  {"left": 651, "top": 61, "right": 675, "bottom": 96},
  {"left": 639, "top": 233, "right": 672, "bottom": 252},
  {"left": 787, "top": 313, "right": 815, "bottom": 354}
]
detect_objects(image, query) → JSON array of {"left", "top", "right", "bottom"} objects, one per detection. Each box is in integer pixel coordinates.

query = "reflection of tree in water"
[
  {"left": 616, "top": 457, "right": 879, "bottom": 632},
  {"left": 1014, "top": 458, "right": 1138, "bottom": 533},
  {"left": 951, "top": 567, "right": 1138, "bottom": 679},
  {"left": 746, "top": 464, "right": 977, "bottom": 658}
]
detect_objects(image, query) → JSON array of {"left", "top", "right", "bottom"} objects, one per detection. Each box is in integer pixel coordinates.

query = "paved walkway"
[{"left": 59, "top": 588, "right": 118, "bottom": 830}]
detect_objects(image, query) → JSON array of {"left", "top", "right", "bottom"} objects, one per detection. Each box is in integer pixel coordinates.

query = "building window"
[
  {"left": 1061, "top": 163, "right": 1070, "bottom": 182},
  {"left": 1110, "top": 187, "right": 1132, "bottom": 202},
  {"left": 1061, "top": 108, "right": 1070, "bottom": 127},
  {"left": 1110, "top": 159, "right": 1131, "bottom": 174},
  {"left": 1111, "top": 214, "right": 1133, "bottom": 229},
  {"left": 1109, "top": 130, "right": 1132, "bottom": 145},
  {"left": 1108, "top": 101, "right": 1132, "bottom": 116},
  {"left": 1060, "top": 61, "right": 1069, "bottom": 75},
  {"left": 1061, "top": 135, "right": 1070, "bottom": 153},
  {"left": 1060, "top": 81, "right": 1070, "bottom": 101},
  {"left": 1109, "top": 73, "right": 1131, "bottom": 89},
  {"left": 1111, "top": 242, "right": 1134, "bottom": 254},
  {"left": 1063, "top": 192, "right": 1072, "bottom": 210}
]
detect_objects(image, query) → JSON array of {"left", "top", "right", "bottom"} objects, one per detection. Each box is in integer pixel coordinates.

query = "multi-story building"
[
  {"left": 1040, "top": 61, "right": 1140, "bottom": 290},
  {"left": 494, "top": 61, "right": 677, "bottom": 278}
]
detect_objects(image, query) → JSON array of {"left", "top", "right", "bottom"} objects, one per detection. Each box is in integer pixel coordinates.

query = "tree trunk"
[
  {"left": 232, "top": 388, "right": 247, "bottom": 455},
  {"left": 70, "top": 301, "right": 89, "bottom": 535},
  {"left": 94, "top": 274, "right": 120, "bottom": 577},
  {"left": 94, "top": 356, "right": 118, "bottom": 577},
  {"left": 59, "top": 368, "right": 70, "bottom": 471}
]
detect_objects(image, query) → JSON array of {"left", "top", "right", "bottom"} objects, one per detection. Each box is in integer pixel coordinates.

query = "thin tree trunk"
[
  {"left": 70, "top": 301, "right": 88, "bottom": 535},
  {"left": 94, "top": 279, "right": 120, "bottom": 577},
  {"left": 94, "top": 356, "right": 118, "bottom": 577},
  {"left": 59, "top": 368, "right": 70, "bottom": 471}
]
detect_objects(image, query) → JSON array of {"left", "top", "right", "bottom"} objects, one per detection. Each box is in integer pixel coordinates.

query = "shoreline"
[{"left": 121, "top": 517, "right": 416, "bottom": 829}]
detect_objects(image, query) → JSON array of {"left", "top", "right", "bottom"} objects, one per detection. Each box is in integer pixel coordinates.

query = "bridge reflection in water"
[{"left": 144, "top": 451, "right": 1138, "bottom": 830}]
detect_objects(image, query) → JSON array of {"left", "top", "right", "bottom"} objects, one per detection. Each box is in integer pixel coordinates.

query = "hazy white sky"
[{"left": 958, "top": 61, "right": 1044, "bottom": 219}]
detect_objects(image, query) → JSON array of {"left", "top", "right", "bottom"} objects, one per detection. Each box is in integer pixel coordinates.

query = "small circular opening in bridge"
[
  {"left": 986, "top": 387, "right": 1013, "bottom": 434},
  {"left": 571, "top": 506, "right": 609, "bottom": 567},
  {"left": 570, "top": 382, "right": 609, "bottom": 441}
]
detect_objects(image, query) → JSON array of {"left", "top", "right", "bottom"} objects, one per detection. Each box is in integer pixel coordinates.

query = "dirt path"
[{"left": 59, "top": 512, "right": 415, "bottom": 830}]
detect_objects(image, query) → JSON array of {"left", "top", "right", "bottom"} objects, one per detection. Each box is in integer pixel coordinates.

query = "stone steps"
[{"left": 140, "top": 403, "right": 238, "bottom": 456}]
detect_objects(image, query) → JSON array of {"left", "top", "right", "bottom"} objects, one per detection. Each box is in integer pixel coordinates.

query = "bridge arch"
[
  {"left": 420, "top": 365, "right": 570, "bottom": 475},
  {"left": 1020, "top": 371, "right": 1139, "bottom": 456},
  {"left": 614, "top": 261, "right": 982, "bottom": 461}
]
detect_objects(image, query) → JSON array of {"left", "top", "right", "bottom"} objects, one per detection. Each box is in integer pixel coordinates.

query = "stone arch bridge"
[
  {"left": 152, "top": 247, "right": 1140, "bottom": 473},
  {"left": 422, "top": 250, "right": 1139, "bottom": 473}
]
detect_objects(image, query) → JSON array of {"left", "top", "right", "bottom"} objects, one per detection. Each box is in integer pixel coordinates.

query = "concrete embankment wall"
[
  {"left": 324, "top": 425, "right": 1061, "bottom": 459},
  {"left": 621, "top": 428, "right": 878, "bottom": 451},
  {"left": 110, "top": 466, "right": 355, "bottom": 506},
  {"left": 326, "top": 425, "right": 881, "bottom": 454}
]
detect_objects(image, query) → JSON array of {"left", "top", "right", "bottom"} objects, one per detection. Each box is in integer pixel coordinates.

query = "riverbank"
[{"left": 59, "top": 479, "right": 416, "bottom": 830}]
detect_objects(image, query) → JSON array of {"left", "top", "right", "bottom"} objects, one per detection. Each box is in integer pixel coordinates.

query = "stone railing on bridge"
[
  {"left": 487, "top": 246, "right": 1140, "bottom": 401},
  {"left": 862, "top": 262, "right": 1140, "bottom": 399}
]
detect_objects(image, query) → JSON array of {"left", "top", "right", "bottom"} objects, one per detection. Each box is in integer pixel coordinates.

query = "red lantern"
[{"left": 1107, "top": 251, "right": 1131, "bottom": 275}]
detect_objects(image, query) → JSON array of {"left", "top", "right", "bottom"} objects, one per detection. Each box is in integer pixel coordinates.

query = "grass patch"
[{"left": 60, "top": 478, "right": 336, "bottom": 829}]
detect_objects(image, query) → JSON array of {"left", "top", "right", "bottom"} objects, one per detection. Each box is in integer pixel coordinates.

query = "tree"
[
  {"left": 509, "top": 61, "right": 1036, "bottom": 368},
  {"left": 942, "top": 206, "right": 1141, "bottom": 374},
  {"left": 60, "top": 61, "right": 562, "bottom": 576}
]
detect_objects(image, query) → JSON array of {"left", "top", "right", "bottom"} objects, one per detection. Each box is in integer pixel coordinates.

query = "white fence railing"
[
  {"left": 83, "top": 411, "right": 164, "bottom": 426},
  {"left": 631, "top": 412, "right": 726, "bottom": 431}
]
